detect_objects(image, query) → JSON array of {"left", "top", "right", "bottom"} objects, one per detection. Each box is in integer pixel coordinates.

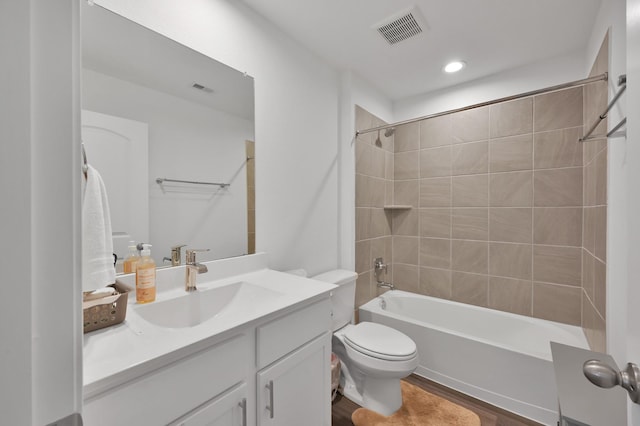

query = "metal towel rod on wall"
[
  {"left": 579, "top": 74, "right": 627, "bottom": 142},
  {"left": 155, "top": 177, "right": 229, "bottom": 189}
]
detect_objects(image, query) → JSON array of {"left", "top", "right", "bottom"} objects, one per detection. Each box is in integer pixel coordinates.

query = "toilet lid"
[{"left": 344, "top": 322, "right": 417, "bottom": 361}]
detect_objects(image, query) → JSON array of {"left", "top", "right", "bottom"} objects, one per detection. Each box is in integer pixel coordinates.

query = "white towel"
[{"left": 82, "top": 165, "right": 116, "bottom": 291}]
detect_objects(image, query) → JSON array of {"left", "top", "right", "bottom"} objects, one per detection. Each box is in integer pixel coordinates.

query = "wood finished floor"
[{"left": 331, "top": 374, "right": 544, "bottom": 426}]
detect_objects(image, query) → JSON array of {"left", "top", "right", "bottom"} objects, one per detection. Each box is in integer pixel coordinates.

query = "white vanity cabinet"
[
  {"left": 256, "top": 299, "right": 332, "bottom": 426},
  {"left": 257, "top": 334, "right": 331, "bottom": 426},
  {"left": 83, "top": 298, "right": 333, "bottom": 426},
  {"left": 170, "top": 383, "right": 248, "bottom": 426},
  {"left": 83, "top": 333, "right": 252, "bottom": 426}
]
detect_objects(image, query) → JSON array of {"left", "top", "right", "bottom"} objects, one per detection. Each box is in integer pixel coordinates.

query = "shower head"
[{"left": 384, "top": 128, "right": 395, "bottom": 137}]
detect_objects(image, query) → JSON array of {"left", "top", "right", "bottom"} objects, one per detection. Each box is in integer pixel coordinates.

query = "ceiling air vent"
[
  {"left": 374, "top": 6, "right": 428, "bottom": 45},
  {"left": 191, "top": 82, "right": 214, "bottom": 94}
]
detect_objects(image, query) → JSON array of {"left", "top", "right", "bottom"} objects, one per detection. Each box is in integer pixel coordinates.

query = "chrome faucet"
[
  {"left": 374, "top": 257, "right": 395, "bottom": 290},
  {"left": 185, "top": 249, "right": 209, "bottom": 292},
  {"left": 170, "top": 244, "right": 186, "bottom": 266}
]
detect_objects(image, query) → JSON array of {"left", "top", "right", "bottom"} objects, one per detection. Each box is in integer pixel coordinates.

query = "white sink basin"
[{"left": 134, "top": 281, "right": 282, "bottom": 328}]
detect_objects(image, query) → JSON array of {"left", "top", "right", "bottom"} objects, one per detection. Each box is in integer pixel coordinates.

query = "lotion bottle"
[
  {"left": 122, "top": 242, "right": 140, "bottom": 274},
  {"left": 136, "top": 244, "right": 156, "bottom": 303}
]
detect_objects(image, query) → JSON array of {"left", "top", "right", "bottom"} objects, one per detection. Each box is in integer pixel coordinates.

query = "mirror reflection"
[{"left": 81, "top": 4, "right": 255, "bottom": 270}]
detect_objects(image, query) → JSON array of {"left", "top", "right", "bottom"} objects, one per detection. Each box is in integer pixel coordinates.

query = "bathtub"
[{"left": 358, "top": 290, "right": 589, "bottom": 426}]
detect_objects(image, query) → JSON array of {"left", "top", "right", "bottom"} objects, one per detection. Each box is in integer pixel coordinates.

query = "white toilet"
[{"left": 312, "top": 269, "right": 418, "bottom": 416}]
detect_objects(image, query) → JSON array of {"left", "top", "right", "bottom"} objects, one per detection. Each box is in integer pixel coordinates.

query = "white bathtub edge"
[{"left": 414, "top": 366, "right": 558, "bottom": 426}]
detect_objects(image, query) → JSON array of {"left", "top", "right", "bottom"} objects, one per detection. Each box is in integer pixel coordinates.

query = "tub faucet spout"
[{"left": 377, "top": 281, "right": 395, "bottom": 290}]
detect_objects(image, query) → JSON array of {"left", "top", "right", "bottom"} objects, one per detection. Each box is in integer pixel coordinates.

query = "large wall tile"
[
  {"left": 355, "top": 272, "right": 373, "bottom": 307},
  {"left": 452, "top": 141, "right": 489, "bottom": 175},
  {"left": 451, "top": 106, "right": 490, "bottom": 143},
  {"left": 489, "top": 208, "right": 532, "bottom": 243},
  {"left": 489, "top": 134, "right": 533, "bottom": 172},
  {"left": 533, "top": 283, "right": 581, "bottom": 325},
  {"left": 594, "top": 257, "right": 606, "bottom": 317},
  {"left": 489, "top": 171, "right": 532, "bottom": 207},
  {"left": 419, "top": 267, "right": 452, "bottom": 299},
  {"left": 595, "top": 150, "right": 607, "bottom": 206},
  {"left": 452, "top": 208, "right": 488, "bottom": 240},
  {"left": 420, "top": 114, "right": 452, "bottom": 148},
  {"left": 370, "top": 208, "right": 391, "bottom": 238},
  {"left": 394, "top": 122, "right": 420, "bottom": 152},
  {"left": 392, "top": 208, "right": 419, "bottom": 236},
  {"left": 371, "top": 147, "right": 386, "bottom": 179},
  {"left": 419, "top": 208, "right": 451, "bottom": 238},
  {"left": 355, "top": 240, "right": 371, "bottom": 274},
  {"left": 420, "top": 237, "right": 451, "bottom": 269},
  {"left": 489, "top": 242, "right": 532, "bottom": 280},
  {"left": 452, "top": 272, "right": 488, "bottom": 307},
  {"left": 370, "top": 177, "right": 386, "bottom": 208},
  {"left": 393, "top": 236, "right": 420, "bottom": 265},
  {"left": 533, "top": 207, "right": 582, "bottom": 246},
  {"left": 489, "top": 277, "right": 532, "bottom": 316},
  {"left": 371, "top": 236, "right": 393, "bottom": 267},
  {"left": 582, "top": 292, "right": 606, "bottom": 353},
  {"left": 594, "top": 205, "right": 606, "bottom": 261},
  {"left": 534, "top": 167, "right": 583, "bottom": 207},
  {"left": 490, "top": 97, "right": 533, "bottom": 138},
  {"left": 452, "top": 240, "right": 488, "bottom": 274},
  {"left": 453, "top": 175, "right": 488, "bottom": 207},
  {"left": 534, "top": 86, "right": 583, "bottom": 131},
  {"left": 394, "top": 180, "right": 419, "bottom": 206},
  {"left": 393, "top": 264, "right": 420, "bottom": 293},
  {"left": 420, "top": 177, "right": 451, "bottom": 207},
  {"left": 355, "top": 139, "right": 373, "bottom": 175},
  {"left": 533, "top": 245, "right": 581, "bottom": 286},
  {"left": 582, "top": 250, "right": 595, "bottom": 301},
  {"left": 355, "top": 208, "right": 371, "bottom": 241},
  {"left": 534, "top": 127, "right": 583, "bottom": 169},
  {"left": 395, "top": 151, "right": 420, "bottom": 179},
  {"left": 420, "top": 146, "right": 452, "bottom": 178}
]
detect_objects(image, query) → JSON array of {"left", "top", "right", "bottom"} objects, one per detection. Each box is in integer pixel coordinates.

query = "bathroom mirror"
[{"left": 81, "top": 3, "right": 255, "bottom": 269}]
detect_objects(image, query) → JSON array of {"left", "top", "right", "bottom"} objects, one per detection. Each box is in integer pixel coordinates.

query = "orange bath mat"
[{"left": 351, "top": 381, "right": 481, "bottom": 426}]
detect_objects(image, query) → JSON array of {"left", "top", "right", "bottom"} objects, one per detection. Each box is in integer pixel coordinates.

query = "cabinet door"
[
  {"left": 171, "top": 383, "right": 248, "bottom": 426},
  {"left": 257, "top": 333, "right": 330, "bottom": 426}
]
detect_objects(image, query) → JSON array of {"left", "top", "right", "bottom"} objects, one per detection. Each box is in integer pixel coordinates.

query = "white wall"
[
  {"left": 93, "top": 0, "right": 340, "bottom": 275},
  {"left": 83, "top": 69, "right": 252, "bottom": 264},
  {"left": 394, "top": 50, "right": 587, "bottom": 121},
  {"left": 0, "top": 0, "right": 82, "bottom": 424},
  {"left": 337, "top": 71, "right": 394, "bottom": 270}
]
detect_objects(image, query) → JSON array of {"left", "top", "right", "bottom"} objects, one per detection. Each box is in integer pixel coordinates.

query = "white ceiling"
[{"left": 240, "top": 0, "right": 602, "bottom": 101}]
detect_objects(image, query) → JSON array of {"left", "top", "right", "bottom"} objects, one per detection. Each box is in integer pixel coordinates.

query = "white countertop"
[{"left": 83, "top": 253, "right": 336, "bottom": 399}]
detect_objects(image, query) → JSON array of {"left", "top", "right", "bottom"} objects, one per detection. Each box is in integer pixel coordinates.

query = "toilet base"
[{"left": 342, "top": 375, "right": 403, "bottom": 416}]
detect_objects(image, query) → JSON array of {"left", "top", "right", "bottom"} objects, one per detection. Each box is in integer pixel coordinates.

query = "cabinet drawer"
[
  {"left": 256, "top": 299, "right": 331, "bottom": 369},
  {"left": 84, "top": 333, "right": 250, "bottom": 426}
]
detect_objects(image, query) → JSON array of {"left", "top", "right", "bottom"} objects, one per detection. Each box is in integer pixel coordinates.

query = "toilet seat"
[{"left": 344, "top": 322, "right": 417, "bottom": 361}]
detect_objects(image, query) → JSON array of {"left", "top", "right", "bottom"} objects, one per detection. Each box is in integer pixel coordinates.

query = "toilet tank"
[{"left": 312, "top": 269, "right": 358, "bottom": 331}]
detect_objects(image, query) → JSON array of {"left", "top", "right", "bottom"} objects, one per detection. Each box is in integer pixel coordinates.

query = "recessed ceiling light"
[{"left": 444, "top": 61, "right": 466, "bottom": 73}]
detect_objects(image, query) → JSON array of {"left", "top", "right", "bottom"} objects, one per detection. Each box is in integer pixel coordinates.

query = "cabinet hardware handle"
[
  {"left": 265, "top": 380, "right": 275, "bottom": 419},
  {"left": 238, "top": 398, "right": 247, "bottom": 426}
]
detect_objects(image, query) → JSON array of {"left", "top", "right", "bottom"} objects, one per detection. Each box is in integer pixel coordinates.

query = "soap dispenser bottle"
[
  {"left": 136, "top": 243, "right": 156, "bottom": 304},
  {"left": 122, "top": 241, "right": 140, "bottom": 274}
]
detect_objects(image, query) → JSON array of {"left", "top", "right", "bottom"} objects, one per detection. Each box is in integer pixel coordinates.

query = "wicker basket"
[{"left": 83, "top": 282, "right": 131, "bottom": 333}]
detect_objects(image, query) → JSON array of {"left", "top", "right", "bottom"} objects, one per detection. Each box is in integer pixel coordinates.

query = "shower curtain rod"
[{"left": 355, "top": 72, "right": 609, "bottom": 136}]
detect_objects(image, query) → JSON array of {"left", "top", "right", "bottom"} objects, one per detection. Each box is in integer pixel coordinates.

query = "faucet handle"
[
  {"left": 186, "top": 248, "right": 210, "bottom": 264},
  {"left": 170, "top": 244, "right": 186, "bottom": 266}
]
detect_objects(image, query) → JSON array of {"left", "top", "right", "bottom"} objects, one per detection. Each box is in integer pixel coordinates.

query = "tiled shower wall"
[{"left": 355, "top": 38, "right": 608, "bottom": 338}]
